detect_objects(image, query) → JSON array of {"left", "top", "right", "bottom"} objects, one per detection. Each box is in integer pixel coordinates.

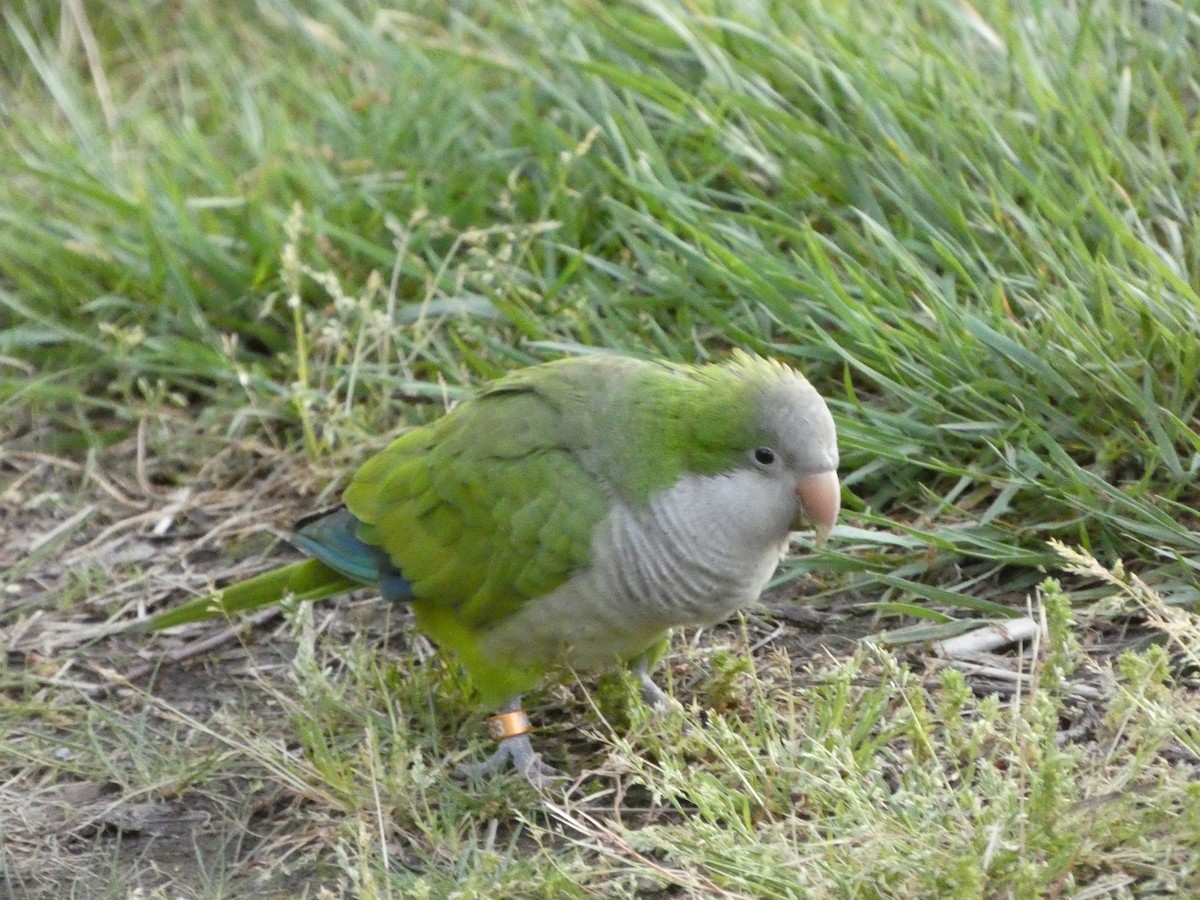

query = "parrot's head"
[
  {"left": 595, "top": 352, "right": 841, "bottom": 548},
  {"left": 747, "top": 365, "right": 840, "bottom": 543},
  {"left": 679, "top": 353, "right": 838, "bottom": 547}
]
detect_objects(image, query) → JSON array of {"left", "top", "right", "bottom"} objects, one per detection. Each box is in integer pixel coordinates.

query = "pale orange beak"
[{"left": 794, "top": 470, "right": 840, "bottom": 543}]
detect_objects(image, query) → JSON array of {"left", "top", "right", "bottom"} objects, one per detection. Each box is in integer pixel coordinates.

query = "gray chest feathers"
[
  {"left": 482, "top": 469, "right": 794, "bottom": 673},
  {"left": 595, "top": 468, "right": 794, "bottom": 627}
]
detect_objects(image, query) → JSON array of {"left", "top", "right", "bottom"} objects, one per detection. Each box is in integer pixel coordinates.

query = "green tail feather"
[{"left": 148, "top": 559, "right": 360, "bottom": 630}]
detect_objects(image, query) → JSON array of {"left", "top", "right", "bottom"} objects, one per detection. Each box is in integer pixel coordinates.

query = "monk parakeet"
[{"left": 151, "top": 353, "right": 840, "bottom": 780}]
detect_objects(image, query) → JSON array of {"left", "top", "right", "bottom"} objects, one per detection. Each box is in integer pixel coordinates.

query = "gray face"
[
  {"left": 728, "top": 372, "right": 840, "bottom": 540},
  {"left": 756, "top": 375, "right": 839, "bottom": 477}
]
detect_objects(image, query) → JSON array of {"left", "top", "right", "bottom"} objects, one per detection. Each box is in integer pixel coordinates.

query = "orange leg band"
[{"left": 487, "top": 710, "right": 532, "bottom": 742}]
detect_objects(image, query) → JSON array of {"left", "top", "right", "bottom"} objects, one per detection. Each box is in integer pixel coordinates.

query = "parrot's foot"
[
  {"left": 633, "top": 658, "right": 680, "bottom": 714},
  {"left": 632, "top": 657, "right": 693, "bottom": 736},
  {"left": 455, "top": 698, "right": 560, "bottom": 786},
  {"left": 456, "top": 733, "right": 559, "bottom": 785},
  {"left": 638, "top": 670, "right": 677, "bottom": 713}
]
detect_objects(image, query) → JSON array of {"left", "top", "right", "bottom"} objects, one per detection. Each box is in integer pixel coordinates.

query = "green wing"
[{"left": 343, "top": 373, "right": 610, "bottom": 632}]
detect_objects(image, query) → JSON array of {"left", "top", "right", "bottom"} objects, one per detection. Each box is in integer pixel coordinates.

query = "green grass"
[{"left": 3, "top": 0, "right": 1200, "bottom": 896}]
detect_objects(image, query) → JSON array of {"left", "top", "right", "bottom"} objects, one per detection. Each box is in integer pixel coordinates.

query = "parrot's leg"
[
  {"left": 632, "top": 655, "right": 678, "bottom": 713},
  {"left": 455, "top": 696, "right": 558, "bottom": 784},
  {"left": 632, "top": 655, "right": 694, "bottom": 740}
]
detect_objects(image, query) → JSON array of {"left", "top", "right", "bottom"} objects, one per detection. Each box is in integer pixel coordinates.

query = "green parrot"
[{"left": 151, "top": 352, "right": 840, "bottom": 780}]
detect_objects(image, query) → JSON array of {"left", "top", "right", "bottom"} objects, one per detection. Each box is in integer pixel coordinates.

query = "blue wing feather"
[{"left": 292, "top": 507, "right": 413, "bottom": 603}]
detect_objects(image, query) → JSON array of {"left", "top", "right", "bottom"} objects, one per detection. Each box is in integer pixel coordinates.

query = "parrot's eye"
[{"left": 752, "top": 446, "right": 776, "bottom": 466}]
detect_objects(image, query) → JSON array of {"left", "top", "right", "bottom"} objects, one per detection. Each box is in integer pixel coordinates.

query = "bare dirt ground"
[{"left": 3, "top": 432, "right": 351, "bottom": 895}]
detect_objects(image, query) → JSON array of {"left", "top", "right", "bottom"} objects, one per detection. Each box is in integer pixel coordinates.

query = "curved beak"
[{"left": 793, "top": 470, "right": 840, "bottom": 544}]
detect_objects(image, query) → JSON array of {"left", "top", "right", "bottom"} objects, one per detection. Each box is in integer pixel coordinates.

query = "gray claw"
[{"left": 456, "top": 734, "right": 559, "bottom": 786}]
